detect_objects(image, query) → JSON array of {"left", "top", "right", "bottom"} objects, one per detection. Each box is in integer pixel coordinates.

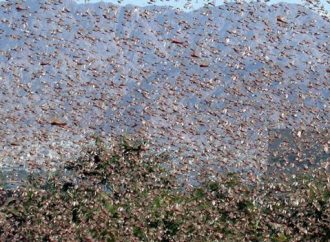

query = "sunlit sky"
[{"left": 75, "top": 0, "right": 330, "bottom": 12}]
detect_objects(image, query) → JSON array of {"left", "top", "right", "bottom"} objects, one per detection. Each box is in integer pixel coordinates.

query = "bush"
[{"left": 0, "top": 137, "right": 329, "bottom": 241}]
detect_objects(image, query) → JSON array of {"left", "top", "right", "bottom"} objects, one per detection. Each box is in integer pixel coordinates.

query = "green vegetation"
[{"left": 0, "top": 137, "right": 329, "bottom": 241}]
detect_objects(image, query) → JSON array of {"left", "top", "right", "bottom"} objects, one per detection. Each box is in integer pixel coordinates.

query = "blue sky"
[{"left": 76, "top": 0, "right": 330, "bottom": 12}]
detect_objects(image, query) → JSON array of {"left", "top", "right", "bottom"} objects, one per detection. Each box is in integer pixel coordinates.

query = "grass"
[{"left": 0, "top": 137, "right": 329, "bottom": 241}]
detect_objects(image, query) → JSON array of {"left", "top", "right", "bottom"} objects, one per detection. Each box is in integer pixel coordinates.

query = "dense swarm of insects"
[{"left": 0, "top": 0, "right": 329, "bottom": 240}]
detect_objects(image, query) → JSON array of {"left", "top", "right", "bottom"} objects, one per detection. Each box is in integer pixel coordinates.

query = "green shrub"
[{"left": 0, "top": 137, "right": 329, "bottom": 241}]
